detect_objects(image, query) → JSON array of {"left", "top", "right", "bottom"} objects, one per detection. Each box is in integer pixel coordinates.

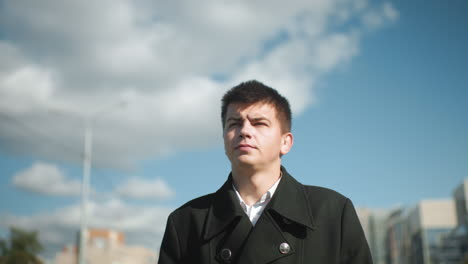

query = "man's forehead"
[{"left": 226, "top": 102, "right": 277, "bottom": 117}]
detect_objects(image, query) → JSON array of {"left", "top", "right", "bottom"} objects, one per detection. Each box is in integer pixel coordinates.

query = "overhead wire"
[
  {"left": 0, "top": 111, "right": 81, "bottom": 158},
  {"left": 0, "top": 111, "right": 122, "bottom": 199}
]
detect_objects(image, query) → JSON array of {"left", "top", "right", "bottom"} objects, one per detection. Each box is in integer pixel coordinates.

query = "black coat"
[{"left": 158, "top": 167, "right": 372, "bottom": 264}]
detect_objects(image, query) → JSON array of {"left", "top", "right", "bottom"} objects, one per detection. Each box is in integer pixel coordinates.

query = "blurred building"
[
  {"left": 384, "top": 180, "right": 468, "bottom": 264},
  {"left": 54, "top": 228, "right": 157, "bottom": 264},
  {"left": 454, "top": 180, "right": 468, "bottom": 227},
  {"left": 385, "top": 208, "right": 411, "bottom": 264},
  {"left": 438, "top": 179, "right": 468, "bottom": 263},
  {"left": 357, "top": 208, "right": 372, "bottom": 241},
  {"left": 408, "top": 199, "right": 457, "bottom": 264},
  {"left": 357, "top": 207, "right": 392, "bottom": 264}
]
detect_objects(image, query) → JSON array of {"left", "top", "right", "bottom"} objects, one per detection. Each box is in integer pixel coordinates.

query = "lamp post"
[
  {"left": 75, "top": 101, "right": 125, "bottom": 264},
  {"left": 78, "top": 116, "right": 92, "bottom": 264}
]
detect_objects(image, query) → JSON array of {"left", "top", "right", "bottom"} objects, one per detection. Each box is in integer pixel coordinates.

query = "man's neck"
[{"left": 231, "top": 164, "right": 282, "bottom": 206}]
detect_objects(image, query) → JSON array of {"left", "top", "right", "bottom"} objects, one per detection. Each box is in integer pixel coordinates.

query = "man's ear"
[{"left": 280, "top": 132, "right": 294, "bottom": 155}]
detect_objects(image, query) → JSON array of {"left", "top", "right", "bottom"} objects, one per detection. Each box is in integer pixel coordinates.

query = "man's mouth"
[{"left": 236, "top": 144, "right": 255, "bottom": 150}]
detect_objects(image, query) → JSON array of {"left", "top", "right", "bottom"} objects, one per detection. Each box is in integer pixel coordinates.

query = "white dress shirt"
[{"left": 232, "top": 177, "right": 282, "bottom": 226}]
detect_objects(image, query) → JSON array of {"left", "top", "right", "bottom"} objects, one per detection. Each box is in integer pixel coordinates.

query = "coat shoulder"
[
  {"left": 303, "top": 185, "right": 348, "bottom": 201},
  {"left": 284, "top": 168, "right": 349, "bottom": 207},
  {"left": 301, "top": 184, "right": 350, "bottom": 211}
]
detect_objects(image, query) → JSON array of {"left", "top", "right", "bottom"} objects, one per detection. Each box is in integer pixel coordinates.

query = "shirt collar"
[
  {"left": 202, "top": 167, "right": 316, "bottom": 241},
  {"left": 232, "top": 175, "right": 282, "bottom": 207}
]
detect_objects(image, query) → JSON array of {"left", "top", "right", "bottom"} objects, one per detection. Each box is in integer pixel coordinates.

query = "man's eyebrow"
[
  {"left": 250, "top": 117, "right": 270, "bottom": 122},
  {"left": 226, "top": 117, "right": 242, "bottom": 122}
]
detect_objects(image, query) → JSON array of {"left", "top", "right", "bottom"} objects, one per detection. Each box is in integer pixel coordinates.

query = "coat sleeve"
[
  {"left": 340, "top": 198, "right": 373, "bottom": 264},
  {"left": 158, "top": 214, "right": 182, "bottom": 264}
]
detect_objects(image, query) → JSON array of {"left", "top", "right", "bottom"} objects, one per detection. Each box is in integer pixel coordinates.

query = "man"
[{"left": 158, "top": 80, "right": 372, "bottom": 264}]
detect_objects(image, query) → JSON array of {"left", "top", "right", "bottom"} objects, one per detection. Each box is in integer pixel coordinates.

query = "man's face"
[{"left": 223, "top": 102, "right": 293, "bottom": 169}]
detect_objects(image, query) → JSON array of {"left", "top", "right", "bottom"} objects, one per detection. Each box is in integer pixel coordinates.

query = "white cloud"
[
  {"left": 362, "top": 2, "right": 399, "bottom": 30},
  {"left": 11, "top": 161, "right": 175, "bottom": 200},
  {"left": 116, "top": 177, "right": 175, "bottom": 200},
  {"left": 383, "top": 2, "right": 399, "bottom": 22},
  {"left": 12, "top": 162, "right": 82, "bottom": 196},
  {"left": 0, "top": 0, "right": 398, "bottom": 168},
  {"left": 0, "top": 199, "right": 172, "bottom": 260}
]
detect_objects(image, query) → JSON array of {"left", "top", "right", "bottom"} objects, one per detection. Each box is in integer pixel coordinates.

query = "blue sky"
[{"left": 1, "top": 0, "right": 467, "bottom": 260}]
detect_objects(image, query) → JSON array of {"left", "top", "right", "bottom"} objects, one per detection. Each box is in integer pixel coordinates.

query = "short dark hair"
[{"left": 221, "top": 80, "right": 292, "bottom": 132}]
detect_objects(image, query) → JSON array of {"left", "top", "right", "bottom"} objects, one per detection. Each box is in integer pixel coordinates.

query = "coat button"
[
  {"left": 279, "top": 242, "right": 291, "bottom": 254},
  {"left": 220, "top": 248, "right": 232, "bottom": 261}
]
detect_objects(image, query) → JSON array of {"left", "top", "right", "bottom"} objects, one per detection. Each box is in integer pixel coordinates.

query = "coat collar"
[
  {"left": 203, "top": 166, "right": 316, "bottom": 241},
  {"left": 266, "top": 166, "right": 316, "bottom": 230},
  {"left": 203, "top": 176, "right": 245, "bottom": 241}
]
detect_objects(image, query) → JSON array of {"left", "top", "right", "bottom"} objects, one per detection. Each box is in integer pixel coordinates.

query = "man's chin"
[{"left": 233, "top": 156, "right": 257, "bottom": 167}]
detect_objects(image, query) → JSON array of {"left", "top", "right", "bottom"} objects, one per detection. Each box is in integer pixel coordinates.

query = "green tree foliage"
[{"left": 0, "top": 227, "right": 44, "bottom": 264}]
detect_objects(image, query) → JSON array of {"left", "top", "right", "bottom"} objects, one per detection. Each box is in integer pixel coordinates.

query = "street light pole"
[
  {"left": 75, "top": 100, "right": 125, "bottom": 264},
  {"left": 46, "top": 101, "right": 126, "bottom": 264},
  {"left": 79, "top": 117, "right": 92, "bottom": 264}
]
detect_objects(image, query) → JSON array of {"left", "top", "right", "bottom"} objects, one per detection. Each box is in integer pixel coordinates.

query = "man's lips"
[{"left": 236, "top": 144, "right": 256, "bottom": 150}]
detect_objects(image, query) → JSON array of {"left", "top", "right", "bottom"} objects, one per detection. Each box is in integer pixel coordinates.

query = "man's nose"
[{"left": 239, "top": 122, "right": 254, "bottom": 138}]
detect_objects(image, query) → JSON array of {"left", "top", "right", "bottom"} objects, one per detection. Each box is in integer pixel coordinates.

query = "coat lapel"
[
  {"left": 237, "top": 167, "right": 318, "bottom": 263},
  {"left": 203, "top": 175, "right": 254, "bottom": 263},
  {"left": 203, "top": 176, "right": 244, "bottom": 241},
  {"left": 237, "top": 210, "right": 295, "bottom": 263},
  {"left": 267, "top": 167, "right": 317, "bottom": 230},
  {"left": 203, "top": 168, "right": 318, "bottom": 264},
  {"left": 215, "top": 215, "right": 252, "bottom": 263}
]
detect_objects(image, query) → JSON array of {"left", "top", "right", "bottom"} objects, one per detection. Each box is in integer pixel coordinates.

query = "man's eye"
[
  {"left": 228, "top": 122, "right": 238, "bottom": 128},
  {"left": 254, "top": 122, "right": 267, "bottom": 126}
]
